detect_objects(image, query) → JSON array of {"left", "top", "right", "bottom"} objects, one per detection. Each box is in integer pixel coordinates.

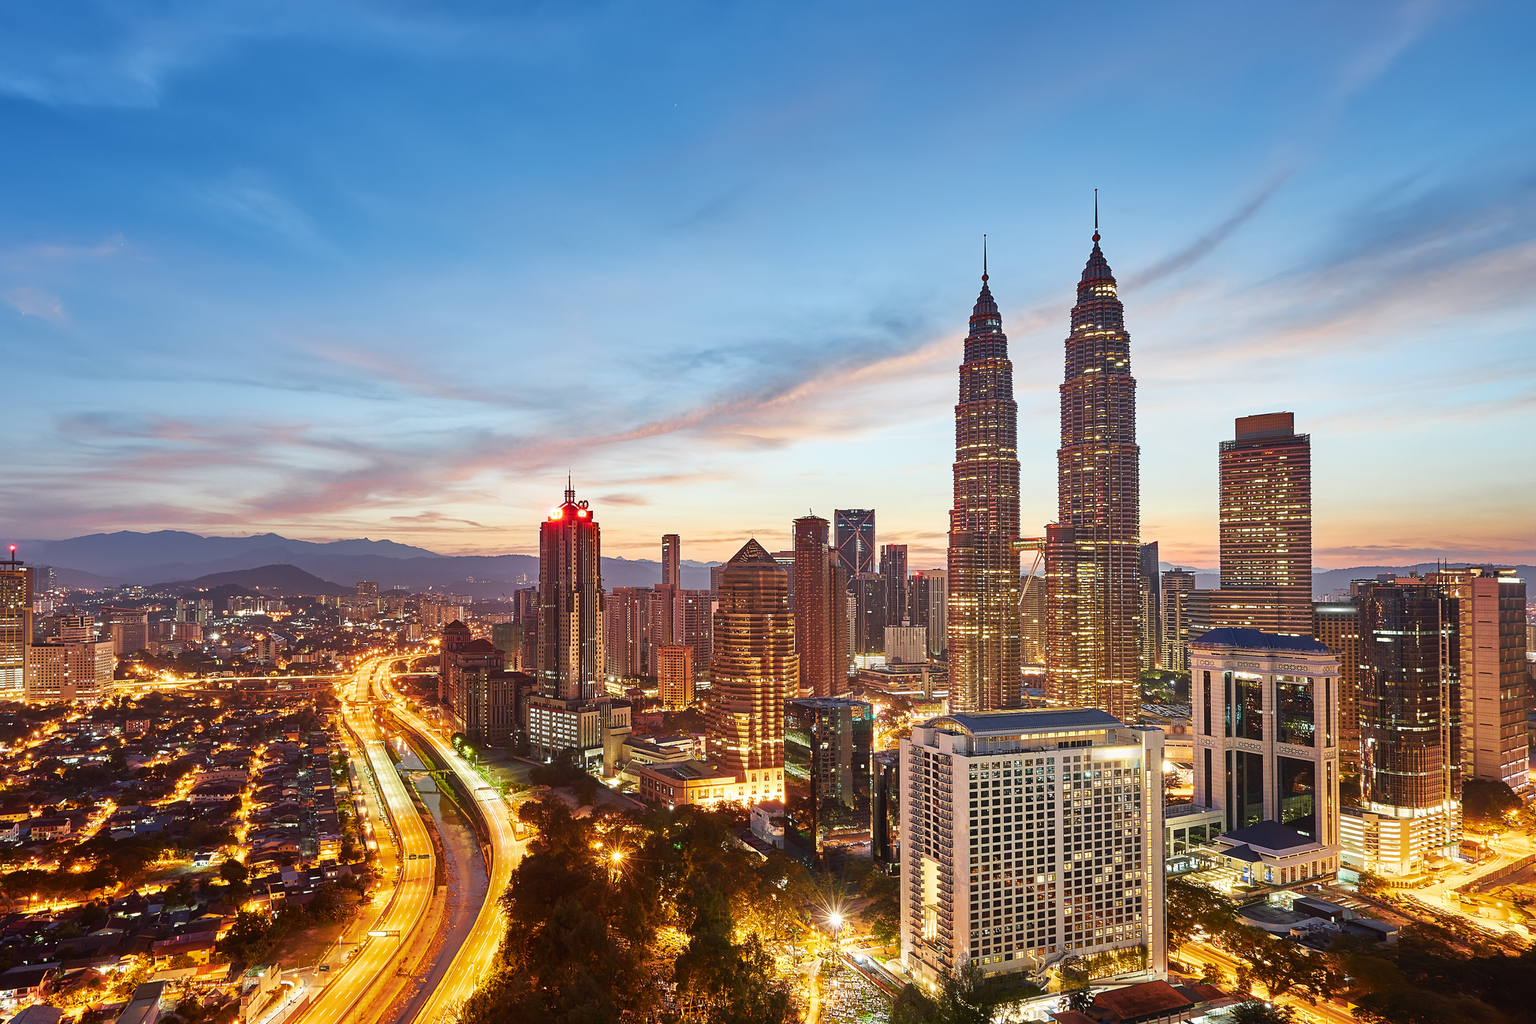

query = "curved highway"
[
  {"left": 366, "top": 655, "right": 523, "bottom": 1024},
  {"left": 294, "top": 660, "right": 437, "bottom": 1024}
]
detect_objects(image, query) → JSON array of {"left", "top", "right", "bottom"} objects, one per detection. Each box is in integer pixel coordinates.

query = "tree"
[
  {"left": 1224, "top": 1002, "right": 1296, "bottom": 1024},
  {"left": 219, "top": 859, "right": 249, "bottom": 884},
  {"left": 1462, "top": 779, "right": 1523, "bottom": 827},
  {"left": 1165, "top": 874, "right": 1239, "bottom": 949}
]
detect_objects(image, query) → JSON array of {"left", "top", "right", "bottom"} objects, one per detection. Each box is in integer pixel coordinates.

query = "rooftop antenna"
[
  {"left": 982, "top": 234, "right": 988, "bottom": 282},
  {"left": 1093, "top": 189, "right": 1100, "bottom": 243}
]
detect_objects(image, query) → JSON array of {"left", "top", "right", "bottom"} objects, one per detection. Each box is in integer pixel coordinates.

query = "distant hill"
[
  {"left": 150, "top": 563, "right": 353, "bottom": 596},
  {"left": 21, "top": 529, "right": 717, "bottom": 593}
]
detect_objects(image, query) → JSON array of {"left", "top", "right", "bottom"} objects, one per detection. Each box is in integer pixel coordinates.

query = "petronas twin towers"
[{"left": 947, "top": 225, "right": 1141, "bottom": 719}]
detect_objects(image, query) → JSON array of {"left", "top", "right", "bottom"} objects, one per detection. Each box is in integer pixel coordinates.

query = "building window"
[
  {"left": 1276, "top": 676, "right": 1314, "bottom": 746},
  {"left": 1202, "top": 671, "right": 1212, "bottom": 735}
]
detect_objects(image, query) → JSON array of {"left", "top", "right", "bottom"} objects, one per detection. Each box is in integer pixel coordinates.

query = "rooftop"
[
  {"left": 1190, "top": 628, "right": 1333, "bottom": 654},
  {"left": 926, "top": 707, "right": 1123, "bottom": 738},
  {"left": 1218, "top": 820, "right": 1325, "bottom": 854}
]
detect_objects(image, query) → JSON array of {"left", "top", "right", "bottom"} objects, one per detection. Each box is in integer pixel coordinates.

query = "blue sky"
[{"left": 0, "top": 0, "right": 1532, "bottom": 569}]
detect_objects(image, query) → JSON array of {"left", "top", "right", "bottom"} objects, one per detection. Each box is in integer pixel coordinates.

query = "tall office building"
[
  {"left": 604, "top": 587, "right": 652, "bottom": 678},
  {"left": 834, "top": 510, "right": 876, "bottom": 576},
  {"left": 101, "top": 607, "right": 150, "bottom": 657},
  {"left": 25, "top": 625, "right": 113, "bottom": 706},
  {"left": 793, "top": 516, "right": 847, "bottom": 697},
  {"left": 707, "top": 539, "right": 794, "bottom": 803},
  {"left": 537, "top": 484, "right": 604, "bottom": 701},
  {"left": 914, "top": 569, "right": 949, "bottom": 658},
  {"left": 1045, "top": 225, "right": 1140, "bottom": 723},
  {"left": 656, "top": 645, "right": 694, "bottom": 710},
  {"left": 1160, "top": 570, "right": 1197, "bottom": 671},
  {"left": 679, "top": 589, "right": 714, "bottom": 683},
  {"left": 1138, "top": 543, "right": 1161, "bottom": 671},
  {"left": 947, "top": 262, "right": 1021, "bottom": 712},
  {"left": 661, "top": 534, "right": 681, "bottom": 588},
  {"left": 1212, "top": 414, "right": 1312, "bottom": 635},
  {"left": 1020, "top": 575, "right": 1045, "bottom": 665},
  {"left": 1189, "top": 629, "right": 1341, "bottom": 846},
  {"left": 784, "top": 696, "right": 872, "bottom": 860},
  {"left": 0, "top": 553, "right": 31, "bottom": 696},
  {"left": 853, "top": 574, "right": 886, "bottom": 656},
  {"left": 880, "top": 544, "right": 910, "bottom": 625},
  {"left": 1343, "top": 578, "right": 1461, "bottom": 874},
  {"left": 1313, "top": 601, "right": 1364, "bottom": 774},
  {"left": 900, "top": 709, "right": 1164, "bottom": 984},
  {"left": 1432, "top": 567, "right": 1528, "bottom": 792}
]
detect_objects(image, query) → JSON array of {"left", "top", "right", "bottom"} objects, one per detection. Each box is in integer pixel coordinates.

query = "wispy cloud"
[{"left": 3, "top": 286, "right": 66, "bottom": 322}]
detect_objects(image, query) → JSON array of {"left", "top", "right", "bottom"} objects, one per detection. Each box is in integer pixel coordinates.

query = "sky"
[{"left": 0, "top": 0, "right": 1533, "bottom": 570}]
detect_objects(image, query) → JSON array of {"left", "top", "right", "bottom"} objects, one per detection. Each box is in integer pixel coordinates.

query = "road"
[
  {"left": 291, "top": 661, "right": 438, "bottom": 1024},
  {"left": 1177, "top": 940, "right": 1357, "bottom": 1024},
  {"left": 369, "top": 656, "right": 523, "bottom": 1024}
]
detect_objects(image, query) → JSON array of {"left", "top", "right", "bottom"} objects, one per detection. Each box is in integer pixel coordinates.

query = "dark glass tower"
[
  {"left": 946, "top": 258, "right": 1021, "bottom": 712},
  {"left": 1046, "top": 222, "right": 1141, "bottom": 723}
]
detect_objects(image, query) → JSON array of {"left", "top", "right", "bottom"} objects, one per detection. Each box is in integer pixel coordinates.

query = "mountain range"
[
  {"left": 15, "top": 531, "right": 1530, "bottom": 601},
  {"left": 18, "top": 530, "right": 717, "bottom": 595}
]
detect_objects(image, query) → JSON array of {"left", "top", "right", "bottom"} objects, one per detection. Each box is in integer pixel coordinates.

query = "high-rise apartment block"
[
  {"left": 1159, "top": 570, "right": 1197, "bottom": 672},
  {"left": 793, "top": 516, "right": 849, "bottom": 697},
  {"left": 900, "top": 709, "right": 1164, "bottom": 985},
  {"left": 947, "top": 266, "right": 1021, "bottom": 712},
  {"left": 656, "top": 644, "right": 694, "bottom": 710},
  {"left": 1189, "top": 629, "right": 1341, "bottom": 851},
  {"left": 0, "top": 553, "right": 31, "bottom": 696},
  {"left": 537, "top": 484, "right": 604, "bottom": 701},
  {"left": 661, "top": 534, "right": 681, "bottom": 587},
  {"left": 1211, "top": 414, "right": 1312, "bottom": 635},
  {"left": 1433, "top": 567, "right": 1528, "bottom": 793},
  {"left": 835, "top": 510, "right": 876, "bottom": 576},
  {"left": 707, "top": 539, "right": 794, "bottom": 804},
  {"left": 784, "top": 697, "right": 872, "bottom": 859},
  {"left": 1045, "top": 229, "right": 1140, "bottom": 723}
]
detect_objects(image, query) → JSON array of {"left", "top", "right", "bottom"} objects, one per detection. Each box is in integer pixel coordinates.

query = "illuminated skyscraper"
[
  {"left": 1431, "top": 566, "right": 1528, "bottom": 793},
  {"left": 1045, "top": 221, "right": 1140, "bottom": 722},
  {"left": 1343, "top": 578, "right": 1461, "bottom": 874},
  {"left": 1138, "top": 542, "right": 1161, "bottom": 671},
  {"left": 1211, "top": 413, "right": 1312, "bottom": 635},
  {"left": 661, "top": 534, "right": 681, "bottom": 588},
  {"left": 880, "top": 543, "right": 910, "bottom": 626},
  {"left": 537, "top": 482, "right": 604, "bottom": 701},
  {"left": 0, "top": 550, "right": 32, "bottom": 696},
  {"left": 793, "top": 516, "right": 847, "bottom": 697},
  {"left": 708, "top": 539, "right": 794, "bottom": 802},
  {"left": 947, "top": 258, "right": 1021, "bottom": 712},
  {"left": 834, "top": 510, "right": 876, "bottom": 575}
]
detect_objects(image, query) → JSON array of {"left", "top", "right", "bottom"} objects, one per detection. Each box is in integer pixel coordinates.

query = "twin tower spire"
[{"left": 948, "top": 200, "right": 1141, "bottom": 720}]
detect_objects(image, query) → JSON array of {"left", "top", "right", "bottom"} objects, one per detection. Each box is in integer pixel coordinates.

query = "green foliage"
[
  {"left": 1165, "top": 873, "right": 1240, "bottom": 949},
  {"left": 886, "top": 963, "right": 999, "bottom": 1024},
  {"left": 859, "top": 866, "right": 900, "bottom": 946},
  {"left": 219, "top": 859, "right": 249, "bottom": 884},
  {"left": 1224, "top": 1002, "right": 1296, "bottom": 1024},
  {"left": 528, "top": 748, "right": 600, "bottom": 807},
  {"left": 1462, "top": 779, "right": 1524, "bottom": 827},
  {"left": 459, "top": 799, "right": 794, "bottom": 1024}
]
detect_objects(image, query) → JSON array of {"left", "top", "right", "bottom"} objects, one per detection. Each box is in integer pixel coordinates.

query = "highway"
[
  {"left": 368, "top": 656, "right": 523, "bottom": 1024},
  {"left": 292, "top": 660, "right": 438, "bottom": 1024}
]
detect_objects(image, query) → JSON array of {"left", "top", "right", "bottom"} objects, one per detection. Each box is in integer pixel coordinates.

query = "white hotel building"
[{"left": 899, "top": 709, "right": 1165, "bottom": 986}]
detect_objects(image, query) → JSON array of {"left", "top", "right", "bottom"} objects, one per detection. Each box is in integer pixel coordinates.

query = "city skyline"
[{"left": 0, "top": 4, "right": 1533, "bottom": 569}]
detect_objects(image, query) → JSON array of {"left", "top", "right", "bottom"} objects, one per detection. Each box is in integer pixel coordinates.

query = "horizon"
[{"left": 1, "top": 3, "right": 1533, "bottom": 568}]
